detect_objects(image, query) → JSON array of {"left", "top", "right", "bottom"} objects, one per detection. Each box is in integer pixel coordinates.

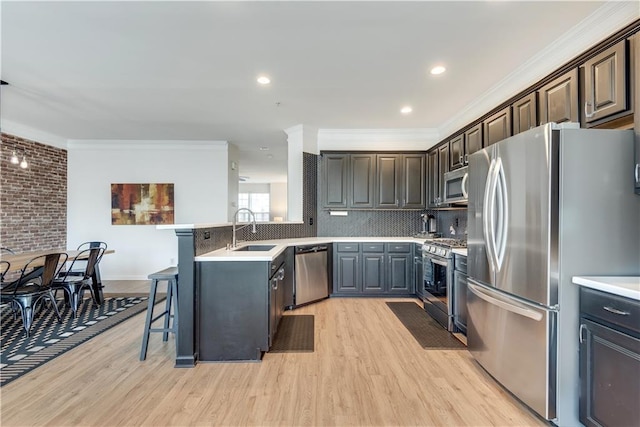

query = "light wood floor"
[{"left": 0, "top": 294, "right": 546, "bottom": 426}]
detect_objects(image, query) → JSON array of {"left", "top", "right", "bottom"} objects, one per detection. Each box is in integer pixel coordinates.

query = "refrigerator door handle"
[
  {"left": 461, "top": 172, "right": 469, "bottom": 199},
  {"left": 483, "top": 158, "right": 498, "bottom": 272},
  {"left": 494, "top": 158, "right": 508, "bottom": 270},
  {"left": 468, "top": 281, "right": 544, "bottom": 321}
]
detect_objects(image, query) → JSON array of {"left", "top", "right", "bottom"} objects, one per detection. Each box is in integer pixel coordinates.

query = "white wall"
[
  {"left": 227, "top": 143, "right": 240, "bottom": 221},
  {"left": 67, "top": 140, "right": 229, "bottom": 280},
  {"left": 270, "top": 182, "right": 287, "bottom": 220},
  {"left": 285, "top": 125, "right": 303, "bottom": 222}
]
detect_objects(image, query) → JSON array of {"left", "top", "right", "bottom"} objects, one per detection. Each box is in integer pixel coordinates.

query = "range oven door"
[{"left": 422, "top": 253, "right": 450, "bottom": 323}]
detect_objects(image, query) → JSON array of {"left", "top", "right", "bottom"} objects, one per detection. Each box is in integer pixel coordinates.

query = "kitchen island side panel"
[{"left": 198, "top": 261, "right": 269, "bottom": 361}]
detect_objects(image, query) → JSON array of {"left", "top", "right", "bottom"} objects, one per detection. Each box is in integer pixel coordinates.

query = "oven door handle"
[{"left": 428, "top": 257, "right": 449, "bottom": 267}]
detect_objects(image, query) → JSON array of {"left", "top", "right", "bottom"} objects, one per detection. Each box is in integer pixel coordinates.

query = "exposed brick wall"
[{"left": 0, "top": 133, "right": 67, "bottom": 252}]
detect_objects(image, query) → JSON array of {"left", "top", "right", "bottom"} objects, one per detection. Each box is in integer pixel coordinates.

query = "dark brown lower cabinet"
[{"left": 579, "top": 288, "right": 640, "bottom": 427}]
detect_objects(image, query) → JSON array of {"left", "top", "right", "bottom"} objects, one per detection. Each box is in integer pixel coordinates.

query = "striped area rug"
[{"left": 0, "top": 296, "right": 150, "bottom": 386}]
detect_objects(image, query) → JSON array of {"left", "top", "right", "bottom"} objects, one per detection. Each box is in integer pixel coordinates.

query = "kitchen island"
[
  {"left": 163, "top": 221, "right": 428, "bottom": 367},
  {"left": 196, "top": 236, "right": 425, "bottom": 362}
]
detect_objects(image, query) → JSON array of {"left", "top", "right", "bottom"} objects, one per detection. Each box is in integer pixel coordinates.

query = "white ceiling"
[{"left": 1, "top": 1, "right": 638, "bottom": 182}]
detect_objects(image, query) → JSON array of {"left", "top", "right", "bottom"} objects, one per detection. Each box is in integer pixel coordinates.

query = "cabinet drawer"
[
  {"left": 361, "top": 243, "right": 384, "bottom": 253},
  {"left": 455, "top": 254, "right": 467, "bottom": 274},
  {"left": 580, "top": 287, "right": 640, "bottom": 335},
  {"left": 336, "top": 243, "right": 359, "bottom": 252},
  {"left": 385, "top": 243, "right": 411, "bottom": 253}
]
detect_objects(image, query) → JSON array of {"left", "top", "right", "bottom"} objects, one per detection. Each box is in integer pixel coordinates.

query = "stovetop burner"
[{"left": 426, "top": 238, "right": 467, "bottom": 248}]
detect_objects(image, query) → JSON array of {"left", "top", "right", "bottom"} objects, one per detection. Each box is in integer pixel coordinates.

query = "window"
[{"left": 237, "top": 193, "right": 270, "bottom": 222}]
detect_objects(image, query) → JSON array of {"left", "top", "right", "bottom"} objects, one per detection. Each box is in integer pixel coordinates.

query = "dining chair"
[
  {"left": 1, "top": 247, "right": 15, "bottom": 254},
  {"left": 0, "top": 252, "right": 67, "bottom": 337},
  {"left": 52, "top": 246, "right": 106, "bottom": 318},
  {"left": 65, "top": 241, "right": 108, "bottom": 276},
  {"left": 0, "top": 260, "right": 10, "bottom": 287}
]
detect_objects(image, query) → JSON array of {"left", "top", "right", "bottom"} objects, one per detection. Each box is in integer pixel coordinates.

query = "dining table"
[{"left": 0, "top": 248, "right": 115, "bottom": 305}]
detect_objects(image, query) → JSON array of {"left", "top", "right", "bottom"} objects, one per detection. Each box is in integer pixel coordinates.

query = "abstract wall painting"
[{"left": 111, "top": 183, "right": 174, "bottom": 225}]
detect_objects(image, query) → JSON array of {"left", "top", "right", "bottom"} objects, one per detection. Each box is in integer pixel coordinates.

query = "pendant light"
[{"left": 10, "top": 151, "right": 19, "bottom": 164}]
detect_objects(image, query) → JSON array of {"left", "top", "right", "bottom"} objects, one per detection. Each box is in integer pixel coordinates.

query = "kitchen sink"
[{"left": 233, "top": 245, "right": 276, "bottom": 252}]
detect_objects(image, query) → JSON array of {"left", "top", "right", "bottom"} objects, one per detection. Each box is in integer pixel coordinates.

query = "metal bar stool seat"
[{"left": 140, "top": 266, "right": 178, "bottom": 361}]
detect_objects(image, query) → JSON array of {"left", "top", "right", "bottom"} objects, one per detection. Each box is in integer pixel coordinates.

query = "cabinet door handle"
[
  {"left": 584, "top": 101, "right": 595, "bottom": 119},
  {"left": 635, "top": 164, "right": 639, "bottom": 184},
  {"left": 464, "top": 154, "right": 469, "bottom": 164},
  {"left": 579, "top": 324, "right": 586, "bottom": 344},
  {"left": 603, "top": 306, "right": 630, "bottom": 316},
  {"left": 459, "top": 155, "right": 463, "bottom": 165}
]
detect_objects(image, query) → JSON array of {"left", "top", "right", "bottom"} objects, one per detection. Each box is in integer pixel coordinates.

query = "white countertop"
[
  {"left": 452, "top": 248, "right": 467, "bottom": 257},
  {"left": 572, "top": 276, "right": 640, "bottom": 301},
  {"left": 157, "top": 221, "right": 304, "bottom": 230},
  {"left": 195, "top": 237, "right": 426, "bottom": 262}
]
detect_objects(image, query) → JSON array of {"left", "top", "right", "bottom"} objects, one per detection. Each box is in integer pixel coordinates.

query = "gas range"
[{"left": 422, "top": 238, "right": 467, "bottom": 259}]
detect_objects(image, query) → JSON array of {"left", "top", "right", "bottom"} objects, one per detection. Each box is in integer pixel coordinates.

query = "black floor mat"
[
  {"left": 386, "top": 302, "right": 466, "bottom": 350},
  {"left": 269, "top": 315, "right": 314, "bottom": 353}
]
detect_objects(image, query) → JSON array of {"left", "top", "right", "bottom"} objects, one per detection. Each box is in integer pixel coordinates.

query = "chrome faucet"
[{"left": 232, "top": 208, "right": 257, "bottom": 248}]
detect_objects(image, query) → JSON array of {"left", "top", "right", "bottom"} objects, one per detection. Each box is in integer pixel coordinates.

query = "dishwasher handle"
[{"left": 296, "top": 245, "right": 328, "bottom": 254}]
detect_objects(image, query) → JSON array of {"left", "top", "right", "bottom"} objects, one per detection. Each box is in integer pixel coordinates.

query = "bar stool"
[{"left": 140, "top": 266, "right": 178, "bottom": 361}]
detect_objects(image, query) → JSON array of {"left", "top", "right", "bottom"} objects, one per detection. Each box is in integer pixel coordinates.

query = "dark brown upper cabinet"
[
  {"left": 401, "top": 154, "right": 426, "bottom": 209},
  {"left": 322, "top": 153, "right": 348, "bottom": 208},
  {"left": 376, "top": 154, "right": 425, "bottom": 209},
  {"left": 465, "top": 124, "right": 483, "bottom": 158},
  {"left": 450, "top": 125, "right": 482, "bottom": 171},
  {"left": 322, "top": 152, "right": 426, "bottom": 210},
  {"left": 426, "top": 146, "right": 449, "bottom": 208},
  {"left": 484, "top": 107, "right": 512, "bottom": 146},
  {"left": 512, "top": 92, "right": 538, "bottom": 134},
  {"left": 349, "top": 154, "right": 375, "bottom": 208},
  {"left": 449, "top": 134, "right": 465, "bottom": 170},
  {"left": 376, "top": 154, "right": 402, "bottom": 209},
  {"left": 427, "top": 150, "right": 439, "bottom": 209},
  {"left": 583, "top": 40, "right": 628, "bottom": 123},
  {"left": 538, "top": 68, "right": 579, "bottom": 125},
  {"left": 437, "top": 145, "right": 449, "bottom": 206}
]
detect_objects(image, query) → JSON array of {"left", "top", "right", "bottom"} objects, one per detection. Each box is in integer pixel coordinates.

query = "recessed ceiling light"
[
  {"left": 267, "top": 154, "right": 274, "bottom": 159},
  {"left": 259, "top": 146, "right": 270, "bottom": 151},
  {"left": 430, "top": 66, "right": 446, "bottom": 75},
  {"left": 257, "top": 76, "right": 271, "bottom": 85},
  {"left": 400, "top": 106, "right": 413, "bottom": 114}
]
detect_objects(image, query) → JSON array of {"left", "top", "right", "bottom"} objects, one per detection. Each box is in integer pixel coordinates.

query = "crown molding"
[
  {"left": 317, "top": 128, "right": 440, "bottom": 151},
  {"left": 0, "top": 119, "right": 68, "bottom": 149},
  {"left": 438, "top": 0, "right": 640, "bottom": 139},
  {"left": 67, "top": 139, "right": 228, "bottom": 151},
  {"left": 318, "top": 128, "right": 439, "bottom": 142}
]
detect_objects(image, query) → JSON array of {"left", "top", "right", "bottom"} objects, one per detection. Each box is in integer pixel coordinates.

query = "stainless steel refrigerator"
[{"left": 467, "top": 123, "right": 640, "bottom": 426}]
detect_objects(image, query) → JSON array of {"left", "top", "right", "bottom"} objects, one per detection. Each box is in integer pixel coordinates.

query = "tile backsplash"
[
  {"left": 435, "top": 209, "right": 468, "bottom": 239},
  {"left": 316, "top": 208, "right": 468, "bottom": 239},
  {"left": 317, "top": 210, "right": 426, "bottom": 237}
]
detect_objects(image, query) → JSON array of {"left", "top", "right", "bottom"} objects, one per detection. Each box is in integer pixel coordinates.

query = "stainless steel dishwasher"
[{"left": 294, "top": 245, "right": 329, "bottom": 306}]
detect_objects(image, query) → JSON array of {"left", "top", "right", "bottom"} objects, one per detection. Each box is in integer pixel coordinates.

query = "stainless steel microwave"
[{"left": 443, "top": 166, "right": 468, "bottom": 204}]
